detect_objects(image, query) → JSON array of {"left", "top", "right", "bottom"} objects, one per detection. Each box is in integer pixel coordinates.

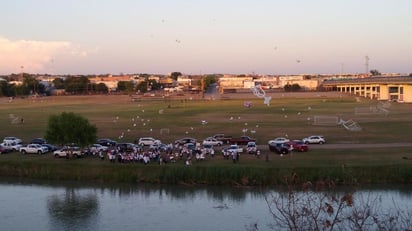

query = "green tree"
[
  {"left": 284, "top": 83, "right": 301, "bottom": 92},
  {"left": 95, "top": 83, "right": 108, "bottom": 93},
  {"left": 52, "top": 78, "right": 65, "bottom": 89},
  {"left": 117, "top": 81, "right": 135, "bottom": 93},
  {"left": 370, "top": 69, "right": 381, "bottom": 76},
  {"left": 0, "top": 81, "right": 10, "bottom": 97},
  {"left": 170, "top": 72, "right": 182, "bottom": 81},
  {"left": 23, "top": 76, "right": 45, "bottom": 94},
  {"left": 64, "top": 76, "right": 90, "bottom": 94},
  {"left": 203, "top": 75, "right": 217, "bottom": 91},
  {"left": 45, "top": 112, "right": 97, "bottom": 147},
  {"left": 148, "top": 79, "right": 162, "bottom": 90},
  {"left": 135, "top": 81, "right": 149, "bottom": 93}
]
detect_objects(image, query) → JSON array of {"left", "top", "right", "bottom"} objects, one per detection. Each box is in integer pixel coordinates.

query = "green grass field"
[
  {"left": 1, "top": 93, "right": 411, "bottom": 185},
  {"left": 1, "top": 93, "right": 411, "bottom": 144}
]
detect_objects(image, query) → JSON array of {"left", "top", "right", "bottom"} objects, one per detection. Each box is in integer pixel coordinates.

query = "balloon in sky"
[{"left": 250, "top": 84, "right": 271, "bottom": 106}]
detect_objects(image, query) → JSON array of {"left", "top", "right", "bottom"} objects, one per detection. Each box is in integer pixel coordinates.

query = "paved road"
[
  {"left": 307, "top": 143, "right": 412, "bottom": 150},
  {"left": 257, "top": 143, "right": 412, "bottom": 151}
]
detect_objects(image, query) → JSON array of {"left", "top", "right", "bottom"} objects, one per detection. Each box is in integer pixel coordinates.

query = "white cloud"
[{"left": 0, "top": 36, "right": 87, "bottom": 74}]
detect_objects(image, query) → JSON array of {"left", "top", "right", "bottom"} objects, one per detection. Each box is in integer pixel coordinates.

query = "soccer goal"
[
  {"left": 9, "top": 114, "right": 20, "bottom": 124},
  {"left": 376, "top": 102, "right": 390, "bottom": 116},
  {"left": 160, "top": 128, "right": 170, "bottom": 135},
  {"left": 312, "top": 115, "right": 339, "bottom": 126},
  {"left": 339, "top": 119, "right": 362, "bottom": 132},
  {"left": 354, "top": 106, "right": 379, "bottom": 115}
]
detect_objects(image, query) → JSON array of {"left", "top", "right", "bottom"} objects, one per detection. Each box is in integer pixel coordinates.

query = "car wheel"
[
  {"left": 74, "top": 154, "right": 78, "bottom": 158},
  {"left": 54, "top": 154, "right": 59, "bottom": 158},
  {"left": 319, "top": 141, "right": 324, "bottom": 144},
  {"left": 21, "top": 150, "right": 26, "bottom": 154},
  {"left": 38, "top": 150, "right": 42, "bottom": 155}
]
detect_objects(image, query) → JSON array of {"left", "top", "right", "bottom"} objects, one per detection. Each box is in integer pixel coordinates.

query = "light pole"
[{"left": 20, "top": 66, "right": 24, "bottom": 81}]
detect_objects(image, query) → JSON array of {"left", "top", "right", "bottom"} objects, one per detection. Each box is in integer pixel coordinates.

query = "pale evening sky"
[{"left": 1, "top": 0, "right": 411, "bottom": 75}]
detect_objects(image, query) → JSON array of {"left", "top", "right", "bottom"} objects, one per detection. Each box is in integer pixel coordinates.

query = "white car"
[
  {"left": 246, "top": 141, "right": 258, "bottom": 154},
  {"left": 137, "top": 137, "right": 161, "bottom": 146},
  {"left": 88, "top": 144, "right": 109, "bottom": 153},
  {"left": 202, "top": 137, "right": 223, "bottom": 146},
  {"left": 225, "top": 145, "right": 243, "bottom": 154},
  {"left": 302, "top": 135, "right": 326, "bottom": 144},
  {"left": 268, "top": 137, "right": 290, "bottom": 144},
  {"left": 1, "top": 142, "right": 23, "bottom": 152},
  {"left": 3, "top": 136, "right": 23, "bottom": 144}
]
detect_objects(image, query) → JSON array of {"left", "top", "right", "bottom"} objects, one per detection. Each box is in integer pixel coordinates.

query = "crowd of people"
[{"left": 88, "top": 143, "right": 220, "bottom": 166}]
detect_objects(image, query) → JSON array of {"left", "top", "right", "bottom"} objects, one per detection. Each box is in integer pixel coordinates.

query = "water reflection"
[
  {"left": 47, "top": 188, "right": 99, "bottom": 231},
  {"left": 99, "top": 184, "right": 256, "bottom": 203},
  {"left": 0, "top": 178, "right": 411, "bottom": 231}
]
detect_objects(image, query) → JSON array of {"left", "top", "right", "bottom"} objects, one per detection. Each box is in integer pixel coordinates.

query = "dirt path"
[
  {"left": 306, "top": 143, "right": 412, "bottom": 150},
  {"left": 257, "top": 143, "right": 412, "bottom": 152}
]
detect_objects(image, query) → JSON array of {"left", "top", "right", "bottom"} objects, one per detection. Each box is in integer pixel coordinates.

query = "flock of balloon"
[{"left": 111, "top": 89, "right": 321, "bottom": 141}]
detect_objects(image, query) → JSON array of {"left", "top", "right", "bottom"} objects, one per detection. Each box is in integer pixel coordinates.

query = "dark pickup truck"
[
  {"left": 229, "top": 136, "right": 256, "bottom": 145},
  {"left": 212, "top": 134, "right": 233, "bottom": 144}
]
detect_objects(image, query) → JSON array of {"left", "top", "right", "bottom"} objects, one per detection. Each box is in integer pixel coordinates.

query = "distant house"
[
  {"left": 219, "top": 76, "right": 253, "bottom": 90},
  {"left": 89, "top": 75, "right": 132, "bottom": 92},
  {"left": 177, "top": 76, "right": 192, "bottom": 87}
]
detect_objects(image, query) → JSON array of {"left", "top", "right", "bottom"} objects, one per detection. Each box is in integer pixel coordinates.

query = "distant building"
[{"left": 322, "top": 76, "right": 412, "bottom": 103}]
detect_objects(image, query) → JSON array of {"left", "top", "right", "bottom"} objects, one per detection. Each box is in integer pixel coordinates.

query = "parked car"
[
  {"left": 137, "top": 137, "right": 161, "bottom": 146},
  {"left": 302, "top": 135, "right": 326, "bottom": 144},
  {"left": 268, "top": 137, "right": 290, "bottom": 144},
  {"left": 229, "top": 136, "right": 256, "bottom": 145},
  {"left": 202, "top": 144, "right": 215, "bottom": 156},
  {"left": 202, "top": 137, "right": 223, "bottom": 146},
  {"left": 225, "top": 145, "right": 243, "bottom": 154},
  {"left": 53, "top": 146, "right": 83, "bottom": 158},
  {"left": 3, "top": 136, "right": 22, "bottom": 144},
  {"left": 285, "top": 140, "right": 309, "bottom": 152},
  {"left": 212, "top": 134, "right": 233, "bottom": 144},
  {"left": 41, "top": 143, "right": 58, "bottom": 152},
  {"left": 19, "top": 144, "right": 48, "bottom": 155},
  {"left": 97, "top": 138, "right": 117, "bottom": 147},
  {"left": 149, "top": 143, "right": 169, "bottom": 152},
  {"left": 268, "top": 141, "right": 290, "bottom": 155},
  {"left": 221, "top": 144, "right": 243, "bottom": 159},
  {"left": 1, "top": 141, "right": 23, "bottom": 152},
  {"left": 116, "top": 143, "right": 136, "bottom": 153},
  {"left": 174, "top": 137, "right": 197, "bottom": 146},
  {"left": 0, "top": 144, "right": 10, "bottom": 154},
  {"left": 246, "top": 141, "right": 258, "bottom": 154},
  {"left": 30, "top": 138, "right": 47, "bottom": 145},
  {"left": 83, "top": 144, "right": 108, "bottom": 155}
]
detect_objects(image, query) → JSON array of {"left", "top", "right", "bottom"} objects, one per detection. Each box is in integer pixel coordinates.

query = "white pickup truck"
[
  {"left": 1, "top": 142, "right": 23, "bottom": 152},
  {"left": 19, "top": 144, "right": 48, "bottom": 154}
]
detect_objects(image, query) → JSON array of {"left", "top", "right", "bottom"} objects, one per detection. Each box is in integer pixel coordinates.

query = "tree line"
[{"left": 0, "top": 72, "right": 219, "bottom": 97}]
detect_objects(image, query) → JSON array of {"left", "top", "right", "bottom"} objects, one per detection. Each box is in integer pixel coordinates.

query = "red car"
[
  {"left": 0, "top": 144, "right": 10, "bottom": 154},
  {"left": 286, "top": 140, "right": 309, "bottom": 152}
]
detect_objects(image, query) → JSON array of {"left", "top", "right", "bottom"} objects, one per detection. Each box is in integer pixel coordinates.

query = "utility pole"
[
  {"left": 365, "top": 55, "right": 370, "bottom": 76},
  {"left": 201, "top": 76, "right": 204, "bottom": 99},
  {"left": 20, "top": 66, "right": 24, "bottom": 81}
]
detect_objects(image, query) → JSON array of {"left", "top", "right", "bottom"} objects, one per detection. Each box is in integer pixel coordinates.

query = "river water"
[{"left": 0, "top": 178, "right": 411, "bottom": 231}]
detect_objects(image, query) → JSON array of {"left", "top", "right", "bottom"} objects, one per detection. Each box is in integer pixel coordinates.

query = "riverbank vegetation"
[
  {"left": 1, "top": 147, "right": 411, "bottom": 186},
  {"left": 0, "top": 93, "right": 411, "bottom": 186}
]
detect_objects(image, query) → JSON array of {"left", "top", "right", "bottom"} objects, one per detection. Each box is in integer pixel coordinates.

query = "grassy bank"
[
  {"left": 1, "top": 146, "right": 412, "bottom": 186},
  {"left": 1, "top": 93, "right": 411, "bottom": 186}
]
